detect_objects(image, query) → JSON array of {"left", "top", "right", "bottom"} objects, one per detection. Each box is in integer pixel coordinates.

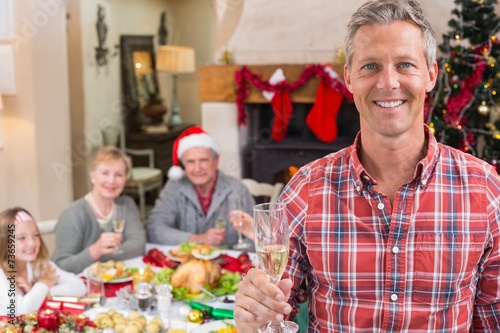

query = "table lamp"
[{"left": 156, "top": 45, "right": 195, "bottom": 126}]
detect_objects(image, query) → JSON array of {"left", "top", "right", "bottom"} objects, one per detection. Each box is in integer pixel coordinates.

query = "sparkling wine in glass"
[
  {"left": 112, "top": 204, "right": 125, "bottom": 254},
  {"left": 215, "top": 210, "right": 227, "bottom": 230},
  {"left": 254, "top": 203, "right": 298, "bottom": 333},
  {"left": 229, "top": 194, "right": 251, "bottom": 250}
]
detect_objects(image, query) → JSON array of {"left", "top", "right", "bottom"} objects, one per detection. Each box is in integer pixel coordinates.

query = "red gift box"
[
  {"left": 41, "top": 299, "right": 89, "bottom": 314},
  {"left": 219, "top": 253, "right": 254, "bottom": 273},
  {"left": 143, "top": 248, "right": 178, "bottom": 268}
]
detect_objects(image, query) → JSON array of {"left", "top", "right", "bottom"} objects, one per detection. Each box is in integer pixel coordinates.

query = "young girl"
[{"left": 0, "top": 207, "right": 87, "bottom": 316}]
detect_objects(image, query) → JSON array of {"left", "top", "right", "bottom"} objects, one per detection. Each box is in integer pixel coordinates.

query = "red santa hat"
[{"left": 168, "top": 126, "right": 220, "bottom": 179}]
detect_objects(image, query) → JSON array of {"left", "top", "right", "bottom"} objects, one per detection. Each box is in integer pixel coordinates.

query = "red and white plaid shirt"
[{"left": 283, "top": 125, "right": 500, "bottom": 332}]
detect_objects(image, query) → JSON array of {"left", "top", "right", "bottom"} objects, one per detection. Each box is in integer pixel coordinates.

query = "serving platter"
[
  {"left": 83, "top": 267, "right": 134, "bottom": 284},
  {"left": 191, "top": 249, "right": 223, "bottom": 261}
]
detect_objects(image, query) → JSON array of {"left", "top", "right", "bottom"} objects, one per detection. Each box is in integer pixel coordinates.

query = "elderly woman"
[{"left": 52, "top": 146, "right": 146, "bottom": 274}]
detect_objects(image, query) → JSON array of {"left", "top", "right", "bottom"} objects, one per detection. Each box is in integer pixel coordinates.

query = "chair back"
[
  {"left": 101, "top": 124, "right": 126, "bottom": 150},
  {"left": 242, "top": 178, "right": 284, "bottom": 204}
]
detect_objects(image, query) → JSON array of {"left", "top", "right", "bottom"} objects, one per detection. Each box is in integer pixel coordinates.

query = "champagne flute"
[
  {"left": 229, "top": 194, "right": 251, "bottom": 250},
  {"left": 112, "top": 204, "right": 125, "bottom": 254},
  {"left": 215, "top": 211, "right": 227, "bottom": 230},
  {"left": 254, "top": 203, "right": 298, "bottom": 333}
]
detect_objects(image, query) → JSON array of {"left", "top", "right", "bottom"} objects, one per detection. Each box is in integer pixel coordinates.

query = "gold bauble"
[
  {"left": 478, "top": 101, "right": 490, "bottom": 116},
  {"left": 187, "top": 309, "right": 204, "bottom": 324},
  {"left": 26, "top": 313, "right": 37, "bottom": 321}
]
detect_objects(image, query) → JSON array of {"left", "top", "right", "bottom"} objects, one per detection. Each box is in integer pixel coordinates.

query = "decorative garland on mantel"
[{"left": 234, "top": 64, "right": 353, "bottom": 126}]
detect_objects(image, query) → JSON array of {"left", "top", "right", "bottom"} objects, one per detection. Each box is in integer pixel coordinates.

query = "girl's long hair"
[{"left": 0, "top": 207, "right": 51, "bottom": 276}]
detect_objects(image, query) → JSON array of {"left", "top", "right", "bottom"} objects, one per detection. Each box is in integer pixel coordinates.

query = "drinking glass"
[
  {"left": 112, "top": 204, "right": 125, "bottom": 254},
  {"left": 229, "top": 194, "right": 251, "bottom": 250},
  {"left": 254, "top": 203, "right": 298, "bottom": 333},
  {"left": 215, "top": 211, "right": 227, "bottom": 230}
]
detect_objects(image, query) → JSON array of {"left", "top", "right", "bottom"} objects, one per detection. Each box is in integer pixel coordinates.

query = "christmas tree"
[{"left": 426, "top": 0, "right": 500, "bottom": 168}]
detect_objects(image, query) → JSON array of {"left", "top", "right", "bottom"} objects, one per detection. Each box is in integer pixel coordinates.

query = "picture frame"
[{"left": 120, "top": 35, "right": 159, "bottom": 132}]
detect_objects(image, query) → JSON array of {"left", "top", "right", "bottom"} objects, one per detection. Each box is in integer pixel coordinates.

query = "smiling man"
[
  {"left": 146, "top": 126, "right": 255, "bottom": 249},
  {"left": 233, "top": 0, "right": 500, "bottom": 332}
]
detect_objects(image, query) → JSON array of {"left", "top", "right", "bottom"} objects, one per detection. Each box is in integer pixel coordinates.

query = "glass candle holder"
[{"left": 37, "top": 309, "right": 60, "bottom": 331}]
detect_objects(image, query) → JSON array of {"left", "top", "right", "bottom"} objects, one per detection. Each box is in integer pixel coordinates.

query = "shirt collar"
[{"left": 350, "top": 124, "right": 440, "bottom": 193}]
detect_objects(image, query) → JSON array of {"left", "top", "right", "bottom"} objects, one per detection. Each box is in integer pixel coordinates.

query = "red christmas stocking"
[
  {"left": 262, "top": 68, "right": 293, "bottom": 142},
  {"left": 270, "top": 91, "right": 293, "bottom": 142},
  {"left": 306, "top": 79, "right": 344, "bottom": 142}
]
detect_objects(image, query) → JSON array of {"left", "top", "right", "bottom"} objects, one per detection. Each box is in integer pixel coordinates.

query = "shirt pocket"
[{"left": 413, "top": 232, "right": 484, "bottom": 306}]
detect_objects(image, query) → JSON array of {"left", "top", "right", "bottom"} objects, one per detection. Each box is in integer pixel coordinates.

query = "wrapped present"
[{"left": 143, "top": 248, "right": 178, "bottom": 268}]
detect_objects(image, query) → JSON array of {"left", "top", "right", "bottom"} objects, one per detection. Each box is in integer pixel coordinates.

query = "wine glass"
[
  {"left": 254, "top": 203, "right": 298, "bottom": 333},
  {"left": 112, "top": 204, "right": 125, "bottom": 254},
  {"left": 229, "top": 194, "right": 251, "bottom": 250},
  {"left": 215, "top": 211, "right": 227, "bottom": 230}
]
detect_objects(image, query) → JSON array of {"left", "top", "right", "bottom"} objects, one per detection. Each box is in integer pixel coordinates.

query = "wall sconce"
[
  {"left": 95, "top": 4, "right": 118, "bottom": 69},
  {"left": 156, "top": 45, "right": 195, "bottom": 126}
]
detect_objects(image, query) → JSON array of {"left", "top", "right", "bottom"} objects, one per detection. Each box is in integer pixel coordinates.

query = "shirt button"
[
  {"left": 421, "top": 179, "right": 427, "bottom": 185},
  {"left": 390, "top": 294, "right": 398, "bottom": 301},
  {"left": 392, "top": 246, "right": 400, "bottom": 254},
  {"left": 377, "top": 203, "right": 385, "bottom": 210},
  {"left": 356, "top": 186, "right": 361, "bottom": 192}
]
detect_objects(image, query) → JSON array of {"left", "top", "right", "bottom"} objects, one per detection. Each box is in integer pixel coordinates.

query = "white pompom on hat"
[{"left": 168, "top": 126, "right": 220, "bottom": 179}]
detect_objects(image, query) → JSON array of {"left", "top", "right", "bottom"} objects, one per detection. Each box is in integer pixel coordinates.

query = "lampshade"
[{"left": 156, "top": 46, "right": 195, "bottom": 74}]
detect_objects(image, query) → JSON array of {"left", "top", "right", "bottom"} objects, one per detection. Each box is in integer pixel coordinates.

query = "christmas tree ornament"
[
  {"left": 478, "top": 101, "right": 491, "bottom": 116},
  {"left": 187, "top": 309, "right": 204, "bottom": 324},
  {"left": 429, "top": 123, "right": 436, "bottom": 135}
]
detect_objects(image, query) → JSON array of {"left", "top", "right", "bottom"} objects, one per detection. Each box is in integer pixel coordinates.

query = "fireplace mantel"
[{"left": 198, "top": 64, "right": 345, "bottom": 104}]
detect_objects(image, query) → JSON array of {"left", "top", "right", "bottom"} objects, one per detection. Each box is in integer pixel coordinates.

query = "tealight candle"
[{"left": 37, "top": 309, "right": 60, "bottom": 331}]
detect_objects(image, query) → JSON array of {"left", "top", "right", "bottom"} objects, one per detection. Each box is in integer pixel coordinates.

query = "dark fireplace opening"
[{"left": 241, "top": 102, "right": 360, "bottom": 184}]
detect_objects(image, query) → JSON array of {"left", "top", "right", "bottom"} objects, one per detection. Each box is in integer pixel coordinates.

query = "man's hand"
[
  {"left": 234, "top": 268, "right": 293, "bottom": 332},
  {"left": 190, "top": 228, "right": 225, "bottom": 246}
]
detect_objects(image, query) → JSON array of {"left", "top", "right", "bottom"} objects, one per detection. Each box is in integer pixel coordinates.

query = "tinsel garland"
[
  {"left": 444, "top": 59, "right": 487, "bottom": 126},
  {"left": 234, "top": 64, "right": 353, "bottom": 125},
  {"left": 440, "top": 44, "right": 490, "bottom": 151}
]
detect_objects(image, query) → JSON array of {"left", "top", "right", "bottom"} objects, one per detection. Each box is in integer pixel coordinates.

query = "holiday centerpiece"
[{"left": 0, "top": 311, "right": 97, "bottom": 333}]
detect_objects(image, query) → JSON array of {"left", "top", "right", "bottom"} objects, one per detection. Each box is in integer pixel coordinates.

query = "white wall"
[
  {"left": 217, "top": 0, "right": 500, "bottom": 64},
  {"left": 0, "top": 0, "right": 72, "bottom": 220}
]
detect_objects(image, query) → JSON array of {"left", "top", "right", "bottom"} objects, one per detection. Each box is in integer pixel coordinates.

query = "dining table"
[{"left": 81, "top": 243, "right": 255, "bottom": 332}]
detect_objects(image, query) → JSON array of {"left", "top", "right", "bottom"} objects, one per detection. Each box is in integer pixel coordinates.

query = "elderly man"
[{"left": 146, "top": 126, "right": 255, "bottom": 249}]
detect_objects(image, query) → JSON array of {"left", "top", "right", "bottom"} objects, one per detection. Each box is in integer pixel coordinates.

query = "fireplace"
[{"left": 241, "top": 102, "right": 359, "bottom": 184}]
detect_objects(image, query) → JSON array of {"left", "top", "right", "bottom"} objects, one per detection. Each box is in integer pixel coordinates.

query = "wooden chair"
[
  {"left": 241, "top": 178, "right": 284, "bottom": 204},
  {"left": 102, "top": 125, "right": 163, "bottom": 222}
]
